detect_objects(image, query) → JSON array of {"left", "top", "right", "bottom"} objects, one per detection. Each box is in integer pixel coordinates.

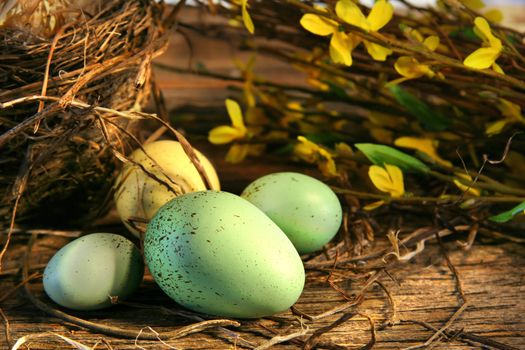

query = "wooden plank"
[
  {"left": 1, "top": 235, "right": 524, "bottom": 349},
  {"left": 1, "top": 153, "right": 524, "bottom": 349}
]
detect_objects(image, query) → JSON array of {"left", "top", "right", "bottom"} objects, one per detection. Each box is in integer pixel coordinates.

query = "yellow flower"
[
  {"left": 499, "top": 98, "right": 523, "bottom": 120},
  {"left": 394, "top": 56, "right": 435, "bottom": 80},
  {"left": 300, "top": 11, "right": 356, "bottom": 66},
  {"left": 335, "top": 0, "right": 394, "bottom": 61},
  {"left": 401, "top": 27, "right": 439, "bottom": 49},
  {"left": 230, "top": 0, "right": 254, "bottom": 33},
  {"left": 335, "top": 142, "right": 353, "bottom": 157},
  {"left": 394, "top": 137, "right": 452, "bottom": 168},
  {"left": 225, "top": 143, "right": 265, "bottom": 164},
  {"left": 453, "top": 172, "right": 481, "bottom": 196},
  {"left": 393, "top": 31, "right": 439, "bottom": 82},
  {"left": 483, "top": 9, "right": 503, "bottom": 23},
  {"left": 233, "top": 55, "right": 257, "bottom": 108},
  {"left": 363, "top": 200, "right": 386, "bottom": 211},
  {"left": 461, "top": 0, "right": 503, "bottom": 23},
  {"left": 241, "top": 0, "right": 254, "bottom": 34},
  {"left": 299, "top": 0, "right": 393, "bottom": 65},
  {"left": 368, "top": 164, "right": 405, "bottom": 198},
  {"left": 463, "top": 17, "right": 503, "bottom": 72},
  {"left": 281, "top": 102, "right": 304, "bottom": 127},
  {"left": 486, "top": 99, "right": 525, "bottom": 135},
  {"left": 208, "top": 99, "right": 247, "bottom": 144},
  {"left": 293, "top": 48, "right": 331, "bottom": 90},
  {"left": 461, "top": 0, "right": 484, "bottom": 10},
  {"left": 364, "top": 122, "right": 394, "bottom": 143},
  {"left": 294, "top": 136, "right": 337, "bottom": 177}
]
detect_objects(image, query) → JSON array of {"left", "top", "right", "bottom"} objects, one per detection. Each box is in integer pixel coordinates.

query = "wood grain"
[{"left": 1, "top": 231, "right": 524, "bottom": 349}]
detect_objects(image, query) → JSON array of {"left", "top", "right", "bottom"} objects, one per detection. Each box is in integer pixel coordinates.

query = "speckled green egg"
[
  {"left": 43, "top": 233, "right": 144, "bottom": 311},
  {"left": 241, "top": 172, "right": 342, "bottom": 254},
  {"left": 144, "top": 191, "right": 305, "bottom": 318}
]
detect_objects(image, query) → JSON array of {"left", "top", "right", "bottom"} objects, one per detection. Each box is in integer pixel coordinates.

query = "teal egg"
[
  {"left": 43, "top": 233, "right": 144, "bottom": 310},
  {"left": 241, "top": 172, "right": 342, "bottom": 254},
  {"left": 144, "top": 191, "right": 305, "bottom": 318}
]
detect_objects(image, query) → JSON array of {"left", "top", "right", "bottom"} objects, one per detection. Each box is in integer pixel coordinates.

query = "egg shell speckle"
[
  {"left": 241, "top": 172, "right": 343, "bottom": 254},
  {"left": 144, "top": 191, "right": 305, "bottom": 318},
  {"left": 43, "top": 233, "right": 144, "bottom": 311}
]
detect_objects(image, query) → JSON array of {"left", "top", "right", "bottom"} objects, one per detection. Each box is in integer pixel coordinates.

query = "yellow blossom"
[
  {"left": 368, "top": 164, "right": 405, "bottom": 198},
  {"left": 294, "top": 136, "right": 337, "bottom": 177},
  {"left": 233, "top": 55, "right": 257, "bottom": 108},
  {"left": 208, "top": 99, "right": 263, "bottom": 163},
  {"left": 483, "top": 9, "right": 503, "bottom": 23},
  {"left": 394, "top": 136, "right": 452, "bottom": 168},
  {"left": 300, "top": 11, "right": 356, "bottom": 66},
  {"left": 365, "top": 122, "right": 394, "bottom": 143},
  {"left": 208, "top": 99, "right": 247, "bottom": 144},
  {"left": 461, "top": 0, "right": 484, "bottom": 10},
  {"left": 393, "top": 30, "right": 439, "bottom": 83},
  {"left": 461, "top": 0, "right": 503, "bottom": 23},
  {"left": 394, "top": 57, "right": 435, "bottom": 80},
  {"left": 300, "top": 0, "right": 393, "bottom": 65},
  {"left": 335, "top": 142, "right": 353, "bottom": 157},
  {"left": 225, "top": 143, "right": 264, "bottom": 164},
  {"left": 486, "top": 99, "right": 525, "bottom": 135},
  {"left": 463, "top": 17, "right": 503, "bottom": 73},
  {"left": 499, "top": 98, "right": 523, "bottom": 120},
  {"left": 453, "top": 172, "right": 481, "bottom": 196},
  {"left": 294, "top": 48, "right": 331, "bottom": 90},
  {"left": 363, "top": 200, "right": 386, "bottom": 211},
  {"left": 226, "top": 144, "right": 249, "bottom": 163},
  {"left": 281, "top": 102, "right": 304, "bottom": 127},
  {"left": 335, "top": 0, "right": 394, "bottom": 61},
  {"left": 241, "top": 0, "right": 254, "bottom": 34}
]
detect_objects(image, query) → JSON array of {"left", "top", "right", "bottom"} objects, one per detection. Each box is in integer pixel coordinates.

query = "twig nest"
[
  {"left": 0, "top": 0, "right": 101, "bottom": 38},
  {"left": 0, "top": 0, "right": 166, "bottom": 228}
]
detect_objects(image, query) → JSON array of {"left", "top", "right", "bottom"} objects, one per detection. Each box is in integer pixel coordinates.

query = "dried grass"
[{"left": 0, "top": 0, "right": 167, "bottom": 228}]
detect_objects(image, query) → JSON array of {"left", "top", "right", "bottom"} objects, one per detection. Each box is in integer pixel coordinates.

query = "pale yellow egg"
[{"left": 114, "top": 140, "right": 220, "bottom": 237}]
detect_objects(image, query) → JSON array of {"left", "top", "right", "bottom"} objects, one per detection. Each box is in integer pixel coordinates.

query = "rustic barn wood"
[{"left": 1, "top": 154, "right": 524, "bottom": 349}]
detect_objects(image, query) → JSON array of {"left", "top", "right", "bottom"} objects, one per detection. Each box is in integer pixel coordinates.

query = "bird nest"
[{"left": 0, "top": 0, "right": 170, "bottom": 229}]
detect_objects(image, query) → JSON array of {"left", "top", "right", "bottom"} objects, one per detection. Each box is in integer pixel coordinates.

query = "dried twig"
[
  {"left": 0, "top": 308, "right": 12, "bottom": 348},
  {"left": 303, "top": 312, "right": 356, "bottom": 350},
  {"left": 254, "top": 324, "right": 308, "bottom": 350}
]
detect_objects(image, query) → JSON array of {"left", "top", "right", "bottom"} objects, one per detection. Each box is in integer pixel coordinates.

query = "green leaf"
[
  {"left": 449, "top": 27, "right": 479, "bottom": 41},
  {"left": 489, "top": 201, "right": 525, "bottom": 223},
  {"left": 355, "top": 143, "right": 430, "bottom": 173},
  {"left": 305, "top": 132, "right": 344, "bottom": 144},
  {"left": 275, "top": 143, "right": 294, "bottom": 155},
  {"left": 325, "top": 81, "right": 348, "bottom": 99},
  {"left": 388, "top": 85, "right": 450, "bottom": 131}
]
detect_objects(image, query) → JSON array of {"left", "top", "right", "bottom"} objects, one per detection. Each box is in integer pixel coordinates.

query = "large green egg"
[
  {"left": 241, "top": 172, "right": 342, "bottom": 254},
  {"left": 43, "top": 233, "right": 144, "bottom": 310},
  {"left": 144, "top": 191, "right": 305, "bottom": 318}
]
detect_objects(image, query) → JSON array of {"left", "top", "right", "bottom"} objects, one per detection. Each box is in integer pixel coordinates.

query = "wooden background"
[{"left": 1, "top": 6, "right": 525, "bottom": 350}]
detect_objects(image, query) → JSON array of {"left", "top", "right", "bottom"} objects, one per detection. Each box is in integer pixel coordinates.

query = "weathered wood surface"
[
  {"left": 2, "top": 215, "right": 525, "bottom": 350},
  {"left": 1, "top": 155, "right": 524, "bottom": 349}
]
